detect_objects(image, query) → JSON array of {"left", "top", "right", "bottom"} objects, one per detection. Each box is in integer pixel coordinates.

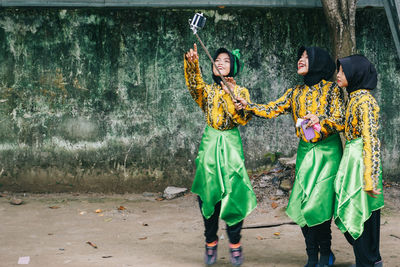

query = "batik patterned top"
[
  {"left": 345, "top": 89, "right": 381, "bottom": 191},
  {"left": 245, "top": 80, "right": 345, "bottom": 143},
  {"left": 184, "top": 57, "right": 252, "bottom": 130}
]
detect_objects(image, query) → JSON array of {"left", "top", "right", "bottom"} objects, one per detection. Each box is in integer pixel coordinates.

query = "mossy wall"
[{"left": 0, "top": 7, "right": 398, "bottom": 192}]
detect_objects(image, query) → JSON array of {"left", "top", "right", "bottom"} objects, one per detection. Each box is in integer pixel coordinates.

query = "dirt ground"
[{"left": 0, "top": 185, "right": 399, "bottom": 267}]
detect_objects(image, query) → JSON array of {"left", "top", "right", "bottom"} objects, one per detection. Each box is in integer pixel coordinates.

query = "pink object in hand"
[{"left": 312, "top": 123, "right": 321, "bottom": 133}]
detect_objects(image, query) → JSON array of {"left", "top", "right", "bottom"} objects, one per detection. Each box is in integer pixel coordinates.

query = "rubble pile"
[{"left": 250, "top": 154, "right": 296, "bottom": 204}]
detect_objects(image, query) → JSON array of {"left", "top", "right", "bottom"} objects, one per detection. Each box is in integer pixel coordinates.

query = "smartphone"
[{"left": 301, "top": 119, "right": 315, "bottom": 141}]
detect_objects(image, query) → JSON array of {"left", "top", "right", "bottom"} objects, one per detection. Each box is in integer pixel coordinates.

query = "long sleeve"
[
  {"left": 245, "top": 88, "right": 293, "bottom": 119},
  {"left": 318, "top": 85, "right": 345, "bottom": 132},
  {"left": 222, "top": 86, "right": 252, "bottom": 126},
  {"left": 359, "top": 100, "right": 381, "bottom": 191},
  {"left": 184, "top": 56, "right": 207, "bottom": 111}
]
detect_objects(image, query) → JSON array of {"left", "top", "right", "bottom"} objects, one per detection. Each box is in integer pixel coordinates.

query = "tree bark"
[{"left": 321, "top": 0, "right": 357, "bottom": 60}]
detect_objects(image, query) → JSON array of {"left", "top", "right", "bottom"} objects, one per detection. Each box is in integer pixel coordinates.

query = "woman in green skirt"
[
  {"left": 235, "top": 46, "right": 345, "bottom": 267},
  {"left": 335, "top": 55, "right": 384, "bottom": 267},
  {"left": 184, "top": 43, "right": 257, "bottom": 266}
]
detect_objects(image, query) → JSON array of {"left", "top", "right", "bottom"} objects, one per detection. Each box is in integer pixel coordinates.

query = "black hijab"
[
  {"left": 337, "top": 55, "right": 377, "bottom": 94},
  {"left": 211, "top": 48, "right": 241, "bottom": 85},
  {"left": 298, "top": 46, "right": 336, "bottom": 87}
]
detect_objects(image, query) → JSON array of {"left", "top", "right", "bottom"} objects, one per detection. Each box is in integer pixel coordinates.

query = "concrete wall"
[{"left": 0, "top": 7, "right": 398, "bottom": 192}]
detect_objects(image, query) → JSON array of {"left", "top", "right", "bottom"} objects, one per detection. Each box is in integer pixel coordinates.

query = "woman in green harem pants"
[
  {"left": 184, "top": 44, "right": 257, "bottom": 266},
  {"left": 235, "top": 46, "right": 345, "bottom": 267},
  {"left": 336, "top": 55, "right": 384, "bottom": 267}
]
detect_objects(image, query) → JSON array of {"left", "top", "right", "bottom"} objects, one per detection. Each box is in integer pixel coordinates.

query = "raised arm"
[{"left": 184, "top": 43, "right": 207, "bottom": 111}]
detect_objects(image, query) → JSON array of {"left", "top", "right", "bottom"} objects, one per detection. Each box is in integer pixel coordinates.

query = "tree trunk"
[{"left": 321, "top": 0, "right": 357, "bottom": 60}]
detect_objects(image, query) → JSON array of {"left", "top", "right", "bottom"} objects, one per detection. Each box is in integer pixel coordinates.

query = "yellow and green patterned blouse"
[
  {"left": 184, "top": 57, "right": 252, "bottom": 130},
  {"left": 245, "top": 80, "right": 345, "bottom": 143},
  {"left": 345, "top": 89, "right": 381, "bottom": 191}
]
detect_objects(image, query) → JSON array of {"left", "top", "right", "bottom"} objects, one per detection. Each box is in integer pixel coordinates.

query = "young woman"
[
  {"left": 184, "top": 43, "right": 257, "bottom": 266},
  {"left": 335, "top": 55, "right": 384, "bottom": 267},
  {"left": 235, "top": 46, "right": 344, "bottom": 267}
]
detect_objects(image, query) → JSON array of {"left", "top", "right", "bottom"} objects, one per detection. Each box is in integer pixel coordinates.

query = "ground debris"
[
  {"left": 163, "top": 186, "right": 187, "bottom": 200},
  {"left": 17, "top": 256, "right": 30, "bottom": 264},
  {"left": 10, "top": 198, "right": 23, "bottom": 205},
  {"left": 86, "top": 241, "right": 97, "bottom": 249},
  {"left": 250, "top": 157, "right": 295, "bottom": 204},
  {"left": 390, "top": 234, "right": 400, "bottom": 240}
]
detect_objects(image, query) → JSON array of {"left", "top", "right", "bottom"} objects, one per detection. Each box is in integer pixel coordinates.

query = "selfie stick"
[{"left": 189, "top": 13, "right": 237, "bottom": 102}]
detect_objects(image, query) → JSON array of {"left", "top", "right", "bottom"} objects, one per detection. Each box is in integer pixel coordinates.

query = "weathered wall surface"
[{"left": 0, "top": 7, "right": 398, "bottom": 192}]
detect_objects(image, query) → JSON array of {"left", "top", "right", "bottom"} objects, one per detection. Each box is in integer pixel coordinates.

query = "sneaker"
[
  {"left": 318, "top": 252, "right": 335, "bottom": 267},
  {"left": 230, "top": 246, "right": 243, "bottom": 266},
  {"left": 204, "top": 243, "right": 217, "bottom": 265},
  {"left": 304, "top": 263, "right": 318, "bottom": 267}
]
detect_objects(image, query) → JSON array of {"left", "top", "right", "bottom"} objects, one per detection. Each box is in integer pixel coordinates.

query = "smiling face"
[
  {"left": 213, "top": 52, "right": 231, "bottom": 77},
  {"left": 336, "top": 65, "right": 349, "bottom": 88},
  {"left": 297, "top": 50, "right": 309, "bottom": 76}
]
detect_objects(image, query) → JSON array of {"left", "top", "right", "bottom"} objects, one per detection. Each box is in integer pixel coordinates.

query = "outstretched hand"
[
  {"left": 185, "top": 43, "right": 198, "bottom": 62},
  {"left": 366, "top": 188, "right": 382, "bottom": 198}
]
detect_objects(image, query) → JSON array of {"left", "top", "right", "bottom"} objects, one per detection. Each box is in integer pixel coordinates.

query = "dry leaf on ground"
[{"left": 86, "top": 241, "right": 97, "bottom": 249}]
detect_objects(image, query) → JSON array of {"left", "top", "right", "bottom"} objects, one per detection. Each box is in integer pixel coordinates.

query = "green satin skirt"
[
  {"left": 334, "top": 137, "right": 384, "bottom": 240},
  {"left": 191, "top": 126, "right": 257, "bottom": 226},
  {"left": 286, "top": 134, "right": 343, "bottom": 227}
]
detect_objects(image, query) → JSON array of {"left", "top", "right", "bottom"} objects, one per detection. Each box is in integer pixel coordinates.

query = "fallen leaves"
[
  {"left": 138, "top": 237, "right": 147, "bottom": 240},
  {"left": 271, "top": 202, "right": 279, "bottom": 209},
  {"left": 95, "top": 209, "right": 102, "bottom": 213},
  {"left": 49, "top": 206, "right": 60, "bottom": 209},
  {"left": 117, "top": 206, "right": 126, "bottom": 211},
  {"left": 86, "top": 241, "right": 97, "bottom": 249}
]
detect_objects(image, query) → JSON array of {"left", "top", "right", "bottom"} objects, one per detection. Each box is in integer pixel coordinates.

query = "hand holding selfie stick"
[{"left": 189, "top": 13, "right": 237, "bottom": 102}]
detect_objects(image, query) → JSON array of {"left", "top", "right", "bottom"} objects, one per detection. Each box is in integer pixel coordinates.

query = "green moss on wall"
[{"left": 0, "top": 7, "right": 398, "bottom": 192}]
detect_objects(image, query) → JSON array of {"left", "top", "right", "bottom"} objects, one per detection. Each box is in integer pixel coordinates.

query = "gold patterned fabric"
[
  {"left": 245, "top": 80, "right": 345, "bottom": 143},
  {"left": 344, "top": 89, "right": 381, "bottom": 191},
  {"left": 184, "top": 57, "right": 252, "bottom": 130}
]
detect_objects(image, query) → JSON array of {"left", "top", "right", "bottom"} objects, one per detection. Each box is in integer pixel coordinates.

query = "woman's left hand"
[
  {"left": 366, "top": 188, "right": 382, "bottom": 198},
  {"left": 303, "top": 113, "right": 320, "bottom": 128}
]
